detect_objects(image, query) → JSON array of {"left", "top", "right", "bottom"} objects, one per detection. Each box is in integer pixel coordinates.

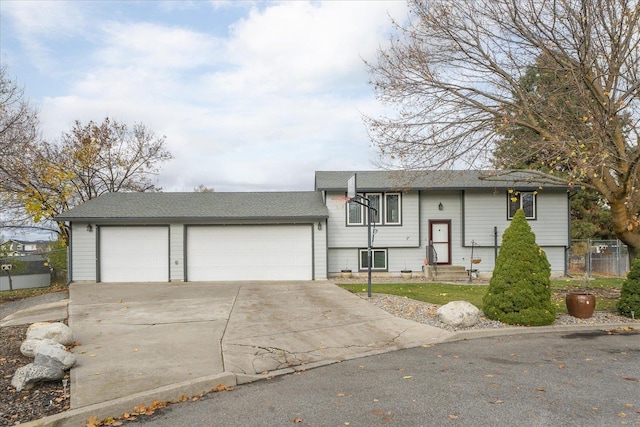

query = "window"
[
  {"left": 359, "top": 248, "right": 387, "bottom": 271},
  {"left": 346, "top": 192, "right": 402, "bottom": 226},
  {"left": 368, "top": 193, "right": 381, "bottom": 224},
  {"left": 508, "top": 191, "right": 536, "bottom": 219},
  {"left": 347, "top": 199, "right": 363, "bottom": 225},
  {"left": 385, "top": 193, "right": 401, "bottom": 224}
]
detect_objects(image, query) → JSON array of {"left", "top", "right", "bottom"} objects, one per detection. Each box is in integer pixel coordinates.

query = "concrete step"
[{"left": 426, "top": 265, "right": 471, "bottom": 282}]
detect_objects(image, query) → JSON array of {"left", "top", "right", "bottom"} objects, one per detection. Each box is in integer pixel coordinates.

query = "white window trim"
[
  {"left": 385, "top": 192, "right": 402, "bottom": 225},
  {"left": 359, "top": 248, "right": 388, "bottom": 271},
  {"left": 346, "top": 192, "right": 402, "bottom": 226},
  {"left": 508, "top": 191, "right": 537, "bottom": 219},
  {"left": 347, "top": 195, "right": 365, "bottom": 225}
]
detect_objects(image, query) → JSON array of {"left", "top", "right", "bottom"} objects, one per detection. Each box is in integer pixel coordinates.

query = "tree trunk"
[{"left": 609, "top": 201, "right": 640, "bottom": 265}]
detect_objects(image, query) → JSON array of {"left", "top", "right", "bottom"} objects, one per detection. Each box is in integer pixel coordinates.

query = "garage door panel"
[
  {"left": 187, "top": 225, "right": 312, "bottom": 281},
  {"left": 100, "top": 227, "right": 169, "bottom": 282}
]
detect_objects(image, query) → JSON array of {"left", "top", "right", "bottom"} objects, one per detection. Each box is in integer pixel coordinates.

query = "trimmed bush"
[
  {"left": 482, "top": 209, "right": 556, "bottom": 326},
  {"left": 617, "top": 253, "right": 640, "bottom": 318}
]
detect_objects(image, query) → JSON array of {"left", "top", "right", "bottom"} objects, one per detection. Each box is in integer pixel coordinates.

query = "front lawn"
[{"left": 337, "top": 276, "right": 624, "bottom": 313}]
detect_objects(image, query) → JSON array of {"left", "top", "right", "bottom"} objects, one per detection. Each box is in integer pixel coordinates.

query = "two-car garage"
[
  {"left": 97, "top": 224, "right": 314, "bottom": 282},
  {"left": 60, "top": 191, "right": 328, "bottom": 283}
]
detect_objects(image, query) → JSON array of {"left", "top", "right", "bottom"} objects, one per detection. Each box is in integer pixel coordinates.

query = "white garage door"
[
  {"left": 100, "top": 226, "right": 169, "bottom": 282},
  {"left": 187, "top": 225, "right": 313, "bottom": 281}
]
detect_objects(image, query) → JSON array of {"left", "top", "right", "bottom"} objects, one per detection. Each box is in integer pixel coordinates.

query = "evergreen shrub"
[
  {"left": 617, "top": 252, "right": 640, "bottom": 318},
  {"left": 482, "top": 209, "right": 556, "bottom": 326}
]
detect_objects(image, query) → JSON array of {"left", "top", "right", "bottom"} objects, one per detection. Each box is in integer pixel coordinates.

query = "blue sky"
[{"left": 0, "top": 0, "right": 407, "bottom": 192}]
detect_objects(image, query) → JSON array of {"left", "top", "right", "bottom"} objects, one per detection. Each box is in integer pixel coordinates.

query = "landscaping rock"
[
  {"left": 20, "top": 338, "right": 66, "bottom": 358},
  {"left": 11, "top": 363, "right": 64, "bottom": 392},
  {"left": 34, "top": 345, "right": 77, "bottom": 371},
  {"left": 26, "top": 322, "right": 73, "bottom": 345},
  {"left": 436, "top": 301, "right": 480, "bottom": 328}
]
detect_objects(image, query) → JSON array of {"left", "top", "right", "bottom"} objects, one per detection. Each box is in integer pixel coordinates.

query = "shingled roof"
[
  {"left": 56, "top": 191, "right": 328, "bottom": 222},
  {"left": 315, "top": 170, "right": 570, "bottom": 192}
]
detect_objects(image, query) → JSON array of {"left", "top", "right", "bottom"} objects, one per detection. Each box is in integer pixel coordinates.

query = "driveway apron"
[{"left": 68, "top": 281, "right": 452, "bottom": 409}]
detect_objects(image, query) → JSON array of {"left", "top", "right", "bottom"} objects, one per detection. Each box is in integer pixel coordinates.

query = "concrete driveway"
[{"left": 68, "top": 281, "right": 452, "bottom": 416}]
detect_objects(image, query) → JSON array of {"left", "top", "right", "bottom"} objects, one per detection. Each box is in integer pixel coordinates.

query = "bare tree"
[
  {"left": 0, "top": 65, "right": 39, "bottom": 159},
  {"left": 193, "top": 184, "right": 215, "bottom": 192},
  {"left": 366, "top": 0, "right": 640, "bottom": 259},
  {"left": 0, "top": 65, "right": 44, "bottom": 238},
  {"left": 2, "top": 117, "right": 172, "bottom": 243}
]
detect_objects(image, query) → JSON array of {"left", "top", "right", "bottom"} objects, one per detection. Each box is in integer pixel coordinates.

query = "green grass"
[{"left": 338, "top": 276, "right": 624, "bottom": 313}]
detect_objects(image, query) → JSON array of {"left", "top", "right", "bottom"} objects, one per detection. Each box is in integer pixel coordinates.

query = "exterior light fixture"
[
  {"left": 87, "top": 224, "right": 93, "bottom": 232},
  {"left": 318, "top": 222, "right": 322, "bottom": 230},
  {"left": 438, "top": 202, "right": 443, "bottom": 211}
]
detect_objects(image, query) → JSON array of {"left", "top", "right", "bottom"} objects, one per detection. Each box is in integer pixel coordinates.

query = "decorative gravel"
[{"left": 357, "top": 293, "right": 640, "bottom": 332}]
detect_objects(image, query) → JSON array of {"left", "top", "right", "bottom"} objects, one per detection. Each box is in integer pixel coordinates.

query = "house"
[
  {"left": 0, "top": 255, "right": 51, "bottom": 291},
  {"left": 55, "top": 170, "right": 570, "bottom": 283},
  {"left": 315, "top": 170, "right": 570, "bottom": 279},
  {"left": 0, "top": 239, "right": 51, "bottom": 257}
]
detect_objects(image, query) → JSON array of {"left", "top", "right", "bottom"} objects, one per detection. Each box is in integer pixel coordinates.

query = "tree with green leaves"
[
  {"left": 492, "top": 53, "right": 616, "bottom": 240},
  {"left": 366, "top": 0, "right": 640, "bottom": 261},
  {"left": 617, "top": 253, "right": 640, "bottom": 318},
  {"left": 483, "top": 210, "right": 556, "bottom": 326}
]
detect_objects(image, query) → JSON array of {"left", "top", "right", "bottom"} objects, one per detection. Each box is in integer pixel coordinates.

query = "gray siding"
[
  {"left": 71, "top": 222, "right": 97, "bottom": 281},
  {"left": 325, "top": 191, "right": 420, "bottom": 248},
  {"left": 463, "top": 190, "right": 569, "bottom": 247},
  {"left": 314, "top": 223, "right": 327, "bottom": 279},
  {"left": 170, "top": 224, "right": 184, "bottom": 281},
  {"left": 327, "top": 189, "right": 568, "bottom": 276}
]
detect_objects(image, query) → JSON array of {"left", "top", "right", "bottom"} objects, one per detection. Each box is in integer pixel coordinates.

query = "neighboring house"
[
  {"left": 0, "top": 239, "right": 51, "bottom": 257},
  {"left": 55, "top": 170, "right": 570, "bottom": 283},
  {"left": 0, "top": 255, "right": 51, "bottom": 291}
]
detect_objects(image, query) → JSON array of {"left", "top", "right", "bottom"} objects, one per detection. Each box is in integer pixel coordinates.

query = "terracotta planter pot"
[
  {"left": 341, "top": 270, "right": 352, "bottom": 278},
  {"left": 401, "top": 270, "right": 412, "bottom": 279},
  {"left": 566, "top": 292, "right": 596, "bottom": 319}
]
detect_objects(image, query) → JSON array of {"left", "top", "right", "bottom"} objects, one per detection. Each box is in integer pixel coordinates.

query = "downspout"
[{"left": 65, "top": 222, "right": 73, "bottom": 286}]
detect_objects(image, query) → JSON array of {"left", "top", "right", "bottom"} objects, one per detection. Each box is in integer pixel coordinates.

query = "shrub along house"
[{"left": 56, "top": 170, "right": 570, "bottom": 283}]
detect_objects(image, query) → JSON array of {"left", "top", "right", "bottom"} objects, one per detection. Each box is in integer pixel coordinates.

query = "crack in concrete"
[{"left": 219, "top": 286, "right": 241, "bottom": 373}]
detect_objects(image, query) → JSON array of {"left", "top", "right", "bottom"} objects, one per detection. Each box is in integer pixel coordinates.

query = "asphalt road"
[{"left": 126, "top": 329, "right": 640, "bottom": 427}]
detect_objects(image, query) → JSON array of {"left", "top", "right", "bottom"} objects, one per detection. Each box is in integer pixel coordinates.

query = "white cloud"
[{"left": 10, "top": 1, "right": 407, "bottom": 192}]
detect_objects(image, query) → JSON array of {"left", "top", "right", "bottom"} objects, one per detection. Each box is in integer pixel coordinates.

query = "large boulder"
[
  {"left": 34, "top": 345, "right": 77, "bottom": 371},
  {"left": 437, "top": 301, "right": 480, "bottom": 328},
  {"left": 26, "top": 322, "right": 73, "bottom": 345},
  {"left": 11, "top": 363, "right": 64, "bottom": 392},
  {"left": 20, "top": 338, "right": 66, "bottom": 358}
]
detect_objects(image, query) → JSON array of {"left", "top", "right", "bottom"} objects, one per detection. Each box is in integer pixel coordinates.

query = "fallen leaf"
[
  {"left": 618, "top": 413, "right": 627, "bottom": 417},
  {"left": 558, "top": 364, "right": 565, "bottom": 369},
  {"left": 625, "top": 403, "right": 633, "bottom": 408},
  {"left": 536, "top": 387, "right": 545, "bottom": 392},
  {"left": 373, "top": 409, "right": 385, "bottom": 415},
  {"left": 448, "top": 414, "right": 459, "bottom": 419},
  {"left": 337, "top": 393, "right": 345, "bottom": 397},
  {"left": 403, "top": 376, "right": 413, "bottom": 379},
  {"left": 293, "top": 418, "right": 303, "bottom": 423}
]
